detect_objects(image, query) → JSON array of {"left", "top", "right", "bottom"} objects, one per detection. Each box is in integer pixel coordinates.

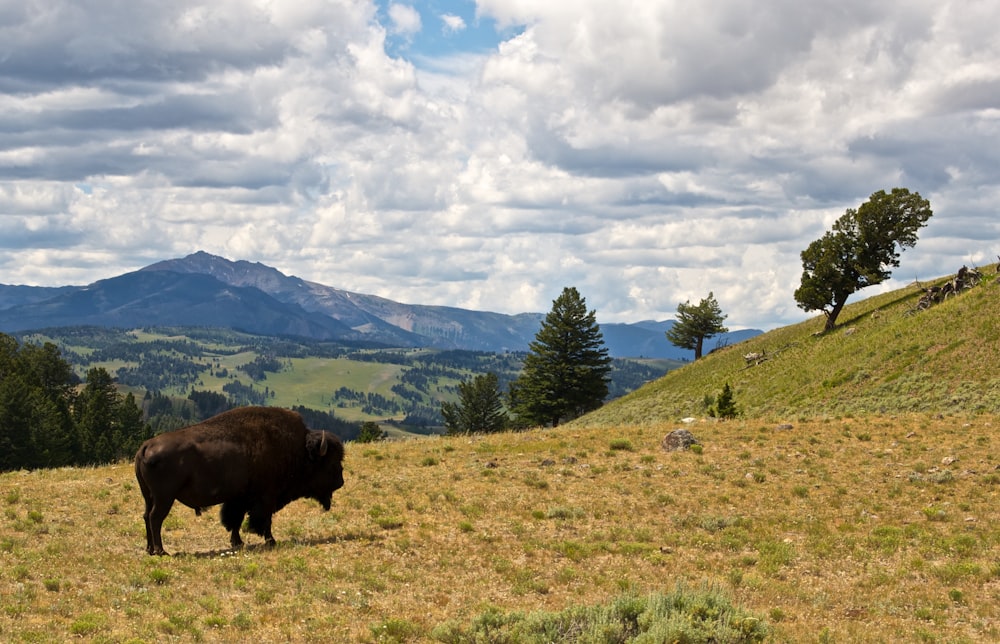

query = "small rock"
[
  {"left": 942, "top": 456, "right": 959, "bottom": 466},
  {"left": 661, "top": 429, "right": 699, "bottom": 452},
  {"left": 775, "top": 423, "right": 794, "bottom": 431}
]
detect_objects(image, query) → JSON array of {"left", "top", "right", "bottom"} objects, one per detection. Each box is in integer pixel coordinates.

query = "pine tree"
[
  {"left": 441, "top": 372, "right": 508, "bottom": 435},
  {"left": 0, "top": 335, "right": 77, "bottom": 471},
  {"left": 74, "top": 368, "right": 150, "bottom": 464},
  {"left": 709, "top": 382, "right": 738, "bottom": 419},
  {"left": 665, "top": 292, "right": 729, "bottom": 359},
  {"left": 357, "top": 421, "right": 385, "bottom": 442},
  {"left": 509, "top": 287, "right": 612, "bottom": 427}
]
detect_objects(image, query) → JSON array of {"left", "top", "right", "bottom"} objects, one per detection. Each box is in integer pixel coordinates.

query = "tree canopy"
[
  {"left": 665, "top": 292, "right": 729, "bottom": 359},
  {"left": 508, "top": 287, "right": 612, "bottom": 427},
  {"left": 441, "top": 372, "right": 508, "bottom": 435},
  {"left": 1, "top": 333, "right": 151, "bottom": 471},
  {"left": 794, "top": 188, "right": 933, "bottom": 331}
]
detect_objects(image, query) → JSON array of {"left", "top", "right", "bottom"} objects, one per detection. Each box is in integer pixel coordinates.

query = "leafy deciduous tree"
[
  {"left": 795, "top": 188, "right": 933, "bottom": 331},
  {"left": 508, "top": 287, "right": 612, "bottom": 427},
  {"left": 665, "top": 292, "right": 729, "bottom": 360},
  {"left": 441, "top": 372, "right": 508, "bottom": 435}
]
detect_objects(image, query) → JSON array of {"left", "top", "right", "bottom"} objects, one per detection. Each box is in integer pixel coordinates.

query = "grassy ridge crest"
[{"left": 579, "top": 265, "right": 1000, "bottom": 426}]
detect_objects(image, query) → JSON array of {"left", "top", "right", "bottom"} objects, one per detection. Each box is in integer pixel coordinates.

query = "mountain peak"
[
  {"left": 141, "top": 251, "right": 294, "bottom": 292},
  {"left": 3, "top": 253, "right": 762, "bottom": 356}
]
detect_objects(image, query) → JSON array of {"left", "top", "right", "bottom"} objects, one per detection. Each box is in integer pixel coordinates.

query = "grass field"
[{"left": 3, "top": 414, "right": 999, "bottom": 642}]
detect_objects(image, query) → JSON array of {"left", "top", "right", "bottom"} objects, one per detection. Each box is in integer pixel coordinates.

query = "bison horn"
[{"left": 320, "top": 431, "right": 328, "bottom": 457}]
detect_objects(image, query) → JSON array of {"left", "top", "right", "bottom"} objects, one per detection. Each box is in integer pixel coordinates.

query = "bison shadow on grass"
[{"left": 134, "top": 406, "right": 345, "bottom": 556}]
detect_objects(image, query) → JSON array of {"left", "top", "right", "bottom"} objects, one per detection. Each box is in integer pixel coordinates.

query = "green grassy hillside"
[{"left": 579, "top": 264, "right": 1000, "bottom": 426}]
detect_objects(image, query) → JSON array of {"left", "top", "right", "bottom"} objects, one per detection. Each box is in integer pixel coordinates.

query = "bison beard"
[{"left": 134, "top": 407, "right": 345, "bottom": 555}]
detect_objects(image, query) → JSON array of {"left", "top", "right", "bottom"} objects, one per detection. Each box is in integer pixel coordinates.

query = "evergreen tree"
[
  {"left": 20, "top": 342, "right": 77, "bottom": 465},
  {"left": 665, "top": 292, "right": 729, "bottom": 360},
  {"left": 74, "top": 367, "right": 150, "bottom": 464},
  {"left": 795, "top": 188, "right": 932, "bottom": 331},
  {"left": 709, "top": 382, "right": 739, "bottom": 419},
  {"left": 357, "top": 421, "right": 386, "bottom": 442},
  {"left": 0, "top": 335, "right": 77, "bottom": 470},
  {"left": 509, "top": 287, "right": 612, "bottom": 427},
  {"left": 441, "top": 372, "right": 509, "bottom": 435}
]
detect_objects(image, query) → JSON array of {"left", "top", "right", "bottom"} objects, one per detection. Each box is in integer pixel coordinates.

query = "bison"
[{"left": 134, "top": 406, "right": 345, "bottom": 555}]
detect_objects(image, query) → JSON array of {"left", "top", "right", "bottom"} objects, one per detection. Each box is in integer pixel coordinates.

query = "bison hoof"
[{"left": 264, "top": 539, "right": 277, "bottom": 549}]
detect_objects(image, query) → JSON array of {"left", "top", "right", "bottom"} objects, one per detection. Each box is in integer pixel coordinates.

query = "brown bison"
[{"left": 134, "top": 406, "right": 345, "bottom": 555}]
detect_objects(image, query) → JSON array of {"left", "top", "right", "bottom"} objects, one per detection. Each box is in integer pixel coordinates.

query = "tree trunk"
[
  {"left": 694, "top": 336, "right": 704, "bottom": 360},
  {"left": 824, "top": 298, "right": 847, "bottom": 332}
]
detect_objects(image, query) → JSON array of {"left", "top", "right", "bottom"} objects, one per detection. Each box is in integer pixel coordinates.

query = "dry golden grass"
[{"left": 3, "top": 414, "right": 1000, "bottom": 642}]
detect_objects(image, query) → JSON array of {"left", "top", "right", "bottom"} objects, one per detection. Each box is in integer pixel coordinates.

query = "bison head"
[{"left": 305, "top": 430, "right": 345, "bottom": 510}]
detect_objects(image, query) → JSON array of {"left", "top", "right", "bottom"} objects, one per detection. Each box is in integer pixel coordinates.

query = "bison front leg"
[{"left": 247, "top": 506, "right": 277, "bottom": 548}]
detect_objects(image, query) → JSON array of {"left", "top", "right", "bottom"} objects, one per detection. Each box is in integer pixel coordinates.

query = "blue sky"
[
  {"left": 2, "top": 1, "right": 999, "bottom": 330},
  {"left": 376, "top": 0, "right": 517, "bottom": 60}
]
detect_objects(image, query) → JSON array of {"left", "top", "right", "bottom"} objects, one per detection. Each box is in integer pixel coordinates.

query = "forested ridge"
[{"left": 2, "top": 326, "right": 673, "bottom": 471}]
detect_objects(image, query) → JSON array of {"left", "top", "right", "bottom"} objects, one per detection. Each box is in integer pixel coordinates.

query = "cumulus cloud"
[
  {"left": 441, "top": 14, "right": 466, "bottom": 33},
  {"left": 388, "top": 4, "right": 421, "bottom": 36},
  {"left": 2, "top": 0, "right": 999, "bottom": 330}
]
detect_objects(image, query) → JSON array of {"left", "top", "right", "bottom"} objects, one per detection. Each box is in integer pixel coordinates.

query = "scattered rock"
[
  {"left": 662, "top": 429, "right": 700, "bottom": 452},
  {"left": 844, "top": 327, "right": 857, "bottom": 336},
  {"left": 680, "top": 417, "right": 696, "bottom": 424},
  {"left": 941, "top": 456, "right": 959, "bottom": 466},
  {"left": 775, "top": 423, "right": 794, "bottom": 431},
  {"left": 540, "top": 459, "right": 556, "bottom": 467}
]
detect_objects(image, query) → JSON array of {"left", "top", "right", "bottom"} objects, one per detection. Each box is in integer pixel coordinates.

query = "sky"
[{"left": 2, "top": 0, "right": 999, "bottom": 330}]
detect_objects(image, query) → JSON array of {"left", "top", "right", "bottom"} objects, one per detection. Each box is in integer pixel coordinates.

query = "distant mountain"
[
  {"left": 0, "top": 251, "right": 762, "bottom": 357},
  {"left": 0, "top": 271, "right": 358, "bottom": 340},
  {"left": 601, "top": 320, "right": 763, "bottom": 358}
]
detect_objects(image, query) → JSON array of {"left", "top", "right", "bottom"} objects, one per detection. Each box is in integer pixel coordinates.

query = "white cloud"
[
  {"left": 1, "top": 0, "right": 999, "bottom": 331},
  {"left": 441, "top": 14, "right": 466, "bottom": 33},
  {"left": 388, "top": 4, "right": 421, "bottom": 36}
]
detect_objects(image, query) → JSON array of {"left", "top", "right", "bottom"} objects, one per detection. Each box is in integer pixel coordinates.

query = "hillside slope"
[{"left": 578, "top": 265, "right": 1000, "bottom": 424}]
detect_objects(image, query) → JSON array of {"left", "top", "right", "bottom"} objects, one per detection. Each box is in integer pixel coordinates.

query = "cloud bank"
[{"left": 2, "top": 0, "right": 998, "bottom": 329}]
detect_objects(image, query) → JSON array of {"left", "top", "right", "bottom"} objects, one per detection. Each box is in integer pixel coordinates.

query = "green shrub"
[
  {"left": 609, "top": 439, "right": 634, "bottom": 451},
  {"left": 430, "top": 585, "right": 768, "bottom": 643}
]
